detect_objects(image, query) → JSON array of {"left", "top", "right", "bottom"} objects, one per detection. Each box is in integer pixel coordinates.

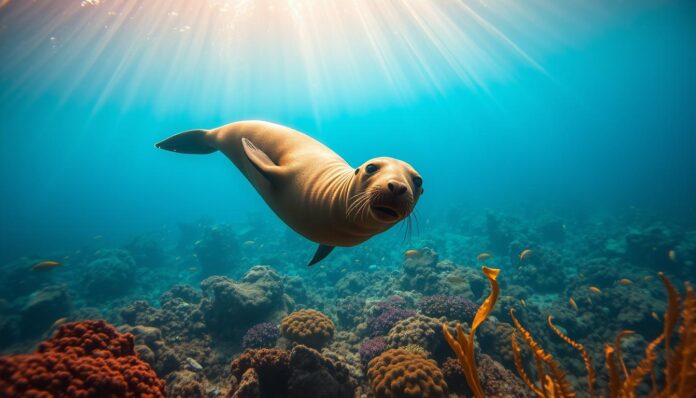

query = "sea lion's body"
[
  {"left": 207, "top": 121, "right": 378, "bottom": 246},
  {"left": 156, "top": 120, "right": 423, "bottom": 265}
]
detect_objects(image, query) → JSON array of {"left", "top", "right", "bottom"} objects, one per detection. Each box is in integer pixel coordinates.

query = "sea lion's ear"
[
  {"left": 308, "top": 244, "right": 335, "bottom": 266},
  {"left": 241, "top": 138, "right": 283, "bottom": 185}
]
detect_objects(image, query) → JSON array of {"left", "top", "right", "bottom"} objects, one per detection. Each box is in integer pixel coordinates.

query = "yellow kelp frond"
[
  {"left": 604, "top": 344, "right": 621, "bottom": 398},
  {"left": 442, "top": 266, "right": 501, "bottom": 398},
  {"left": 671, "top": 282, "right": 695, "bottom": 398},
  {"left": 471, "top": 266, "right": 501, "bottom": 331},
  {"left": 623, "top": 332, "right": 664, "bottom": 394},
  {"left": 614, "top": 330, "right": 635, "bottom": 380},
  {"left": 548, "top": 316, "right": 596, "bottom": 398},
  {"left": 511, "top": 330, "right": 543, "bottom": 397},
  {"left": 510, "top": 309, "right": 575, "bottom": 398},
  {"left": 657, "top": 272, "right": 680, "bottom": 394},
  {"left": 442, "top": 323, "right": 485, "bottom": 398}
]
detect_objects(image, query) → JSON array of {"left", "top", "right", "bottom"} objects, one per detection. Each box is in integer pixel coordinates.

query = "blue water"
[{"left": 1, "top": 1, "right": 695, "bottom": 261}]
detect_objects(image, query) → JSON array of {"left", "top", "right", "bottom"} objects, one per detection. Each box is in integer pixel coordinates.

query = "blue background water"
[{"left": 1, "top": 0, "right": 694, "bottom": 262}]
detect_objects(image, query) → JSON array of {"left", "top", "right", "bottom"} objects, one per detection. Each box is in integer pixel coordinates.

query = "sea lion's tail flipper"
[
  {"left": 308, "top": 244, "right": 335, "bottom": 266},
  {"left": 155, "top": 129, "right": 217, "bottom": 154}
]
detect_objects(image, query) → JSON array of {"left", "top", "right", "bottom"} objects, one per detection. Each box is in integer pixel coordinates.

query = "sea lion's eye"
[
  {"left": 413, "top": 176, "right": 423, "bottom": 187},
  {"left": 365, "top": 164, "right": 379, "bottom": 174},
  {"left": 355, "top": 168, "right": 360, "bottom": 175}
]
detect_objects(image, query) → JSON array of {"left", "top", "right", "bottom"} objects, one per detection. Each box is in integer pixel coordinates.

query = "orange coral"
[
  {"left": 367, "top": 348, "right": 447, "bottom": 398},
  {"left": 442, "top": 266, "right": 500, "bottom": 398},
  {"left": 280, "top": 309, "right": 335, "bottom": 349}
]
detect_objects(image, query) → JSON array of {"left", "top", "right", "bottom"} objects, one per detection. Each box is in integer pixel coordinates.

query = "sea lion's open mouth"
[{"left": 371, "top": 205, "right": 400, "bottom": 221}]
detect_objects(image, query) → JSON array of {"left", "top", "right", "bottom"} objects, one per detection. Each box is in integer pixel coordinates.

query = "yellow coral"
[
  {"left": 280, "top": 309, "right": 334, "bottom": 349},
  {"left": 367, "top": 348, "right": 447, "bottom": 398}
]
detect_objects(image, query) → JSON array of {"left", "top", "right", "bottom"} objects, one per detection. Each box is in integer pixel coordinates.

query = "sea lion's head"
[{"left": 348, "top": 157, "right": 423, "bottom": 225}]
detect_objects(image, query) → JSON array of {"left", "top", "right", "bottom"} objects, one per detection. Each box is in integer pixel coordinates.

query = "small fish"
[
  {"left": 569, "top": 297, "right": 578, "bottom": 311},
  {"left": 31, "top": 261, "right": 61, "bottom": 271},
  {"left": 651, "top": 311, "right": 659, "bottom": 321},
  {"left": 243, "top": 240, "right": 255, "bottom": 247},
  {"left": 93, "top": 235, "right": 102, "bottom": 240},
  {"left": 404, "top": 249, "right": 420, "bottom": 258},
  {"left": 50, "top": 317, "right": 68, "bottom": 330},
  {"left": 589, "top": 286, "right": 602, "bottom": 294},
  {"left": 520, "top": 299, "right": 526, "bottom": 308},
  {"left": 186, "top": 357, "right": 203, "bottom": 371},
  {"left": 187, "top": 267, "right": 197, "bottom": 273},
  {"left": 668, "top": 249, "right": 677, "bottom": 262},
  {"left": 477, "top": 253, "right": 492, "bottom": 262},
  {"left": 519, "top": 249, "right": 533, "bottom": 261},
  {"left": 618, "top": 278, "right": 632, "bottom": 286},
  {"left": 446, "top": 274, "right": 466, "bottom": 285},
  {"left": 644, "top": 275, "right": 654, "bottom": 282},
  {"left": 586, "top": 297, "right": 592, "bottom": 305}
]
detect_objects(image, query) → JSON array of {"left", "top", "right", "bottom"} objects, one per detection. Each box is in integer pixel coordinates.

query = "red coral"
[{"left": 0, "top": 320, "right": 165, "bottom": 398}]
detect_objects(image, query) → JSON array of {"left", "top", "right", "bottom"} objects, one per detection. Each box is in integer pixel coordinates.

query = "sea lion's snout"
[
  {"left": 352, "top": 157, "right": 423, "bottom": 225},
  {"left": 387, "top": 181, "right": 408, "bottom": 196}
]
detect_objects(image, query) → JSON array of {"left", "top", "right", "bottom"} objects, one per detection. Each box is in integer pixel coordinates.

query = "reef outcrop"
[{"left": 0, "top": 320, "right": 165, "bottom": 397}]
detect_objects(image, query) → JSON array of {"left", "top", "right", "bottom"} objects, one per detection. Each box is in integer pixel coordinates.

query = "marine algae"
[
  {"left": 442, "top": 266, "right": 500, "bottom": 398},
  {"left": 443, "top": 266, "right": 694, "bottom": 398}
]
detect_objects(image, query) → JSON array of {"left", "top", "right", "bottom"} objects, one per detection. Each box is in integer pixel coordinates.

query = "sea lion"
[{"left": 156, "top": 120, "right": 423, "bottom": 265}]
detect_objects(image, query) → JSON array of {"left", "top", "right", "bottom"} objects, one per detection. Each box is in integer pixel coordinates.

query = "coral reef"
[
  {"left": 242, "top": 322, "right": 280, "bottom": 350},
  {"left": 386, "top": 314, "right": 449, "bottom": 360},
  {"left": 359, "top": 336, "right": 387, "bottom": 366},
  {"left": 367, "top": 348, "right": 448, "bottom": 398},
  {"left": 19, "top": 284, "right": 71, "bottom": 337},
  {"left": 280, "top": 309, "right": 335, "bottom": 349},
  {"left": 417, "top": 294, "right": 478, "bottom": 323},
  {"left": 194, "top": 224, "right": 238, "bottom": 276},
  {"left": 201, "top": 266, "right": 289, "bottom": 339},
  {"left": 399, "top": 247, "right": 444, "bottom": 294},
  {"left": 366, "top": 304, "right": 416, "bottom": 338},
  {"left": 229, "top": 345, "right": 354, "bottom": 398},
  {"left": 0, "top": 320, "right": 165, "bottom": 397},
  {"left": 79, "top": 249, "right": 137, "bottom": 300}
]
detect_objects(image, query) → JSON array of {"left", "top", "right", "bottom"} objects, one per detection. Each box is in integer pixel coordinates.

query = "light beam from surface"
[{"left": 0, "top": 0, "right": 593, "bottom": 119}]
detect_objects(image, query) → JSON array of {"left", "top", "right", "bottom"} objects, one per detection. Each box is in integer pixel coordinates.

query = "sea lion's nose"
[{"left": 388, "top": 181, "right": 407, "bottom": 196}]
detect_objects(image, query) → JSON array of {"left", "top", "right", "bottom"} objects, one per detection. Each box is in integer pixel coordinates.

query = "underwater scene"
[{"left": 1, "top": 1, "right": 695, "bottom": 397}]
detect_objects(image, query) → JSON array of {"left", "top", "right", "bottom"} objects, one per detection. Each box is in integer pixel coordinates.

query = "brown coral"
[
  {"left": 367, "top": 348, "right": 447, "bottom": 398},
  {"left": 280, "top": 309, "right": 335, "bottom": 349}
]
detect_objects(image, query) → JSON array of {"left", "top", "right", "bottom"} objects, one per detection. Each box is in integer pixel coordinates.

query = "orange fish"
[
  {"left": 477, "top": 253, "right": 492, "bottom": 262},
  {"left": 589, "top": 286, "right": 602, "bottom": 294},
  {"left": 651, "top": 311, "right": 660, "bottom": 321},
  {"left": 404, "top": 249, "right": 420, "bottom": 258},
  {"left": 31, "top": 261, "right": 61, "bottom": 271},
  {"left": 618, "top": 278, "right": 632, "bottom": 286},
  {"left": 668, "top": 249, "right": 677, "bottom": 262},
  {"left": 519, "top": 249, "right": 533, "bottom": 261},
  {"left": 569, "top": 297, "right": 578, "bottom": 311}
]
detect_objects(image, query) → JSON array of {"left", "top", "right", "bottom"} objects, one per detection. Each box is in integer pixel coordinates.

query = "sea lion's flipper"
[
  {"left": 155, "top": 130, "right": 216, "bottom": 154},
  {"left": 241, "top": 137, "right": 284, "bottom": 184},
  {"left": 308, "top": 244, "right": 335, "bottom": 266}
]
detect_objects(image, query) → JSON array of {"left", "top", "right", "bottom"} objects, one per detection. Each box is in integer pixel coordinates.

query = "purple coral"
[
  {"left": 242, "top": 322, "right": 280, "bottom": 350},
  {"left": 366, "top": 306, "right": 416, "bottom": 337},
  {"left": 359, "top": 336, "right": 387, "bottom": 366},
  {"left": 417, "top": 295, "right": 478, "bottom": 323}
]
